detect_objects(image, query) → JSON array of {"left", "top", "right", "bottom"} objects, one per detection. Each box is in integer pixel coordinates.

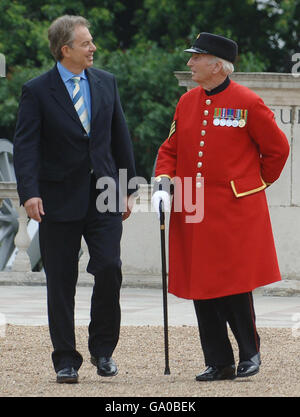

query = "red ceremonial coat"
[{"left": 155, "top": 79, "right": 290, "bottom": 300}]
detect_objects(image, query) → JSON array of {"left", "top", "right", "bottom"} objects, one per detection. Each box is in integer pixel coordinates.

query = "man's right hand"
[
  {"left": 24, "top": 197, "right": 45, "bottom": 222},
  {"left": 151, "top": 191, "right": 171, "bottom": 219}
]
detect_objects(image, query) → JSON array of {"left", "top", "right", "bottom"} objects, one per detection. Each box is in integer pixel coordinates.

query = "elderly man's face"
[{"left": 187, "top": 53, "right": 218, "bottom": 85}]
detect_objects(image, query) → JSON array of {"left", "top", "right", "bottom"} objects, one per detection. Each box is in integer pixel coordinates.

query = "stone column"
[
  {"left": 0, "top": 182, "right": 32, "bottom": 274},
  {"left": 11, "top": 199, "right": 31, "bottom": 272}
]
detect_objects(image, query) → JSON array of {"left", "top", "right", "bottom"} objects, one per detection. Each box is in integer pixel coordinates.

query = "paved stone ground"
[
  {"left": 0, "top": 325, "right": 299, "bottom": 397},
  {"left": 1, "top": 286, "right": 300, "bottom": 398}
]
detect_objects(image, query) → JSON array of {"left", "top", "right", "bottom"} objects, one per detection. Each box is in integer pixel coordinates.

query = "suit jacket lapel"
[
  {"left": 49, "top": 65, "right": 83, "bottom": 128},
  {"left": 86, "top": 68, "right": 104, "bottom": 128}
]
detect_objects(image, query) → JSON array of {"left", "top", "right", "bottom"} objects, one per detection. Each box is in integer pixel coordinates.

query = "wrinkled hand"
[
  {"left": 151, "top": 191, "right": 171, "bottom": 219},
  {"left": 24, "top": 197, "right": 45, "bottom": 222}
]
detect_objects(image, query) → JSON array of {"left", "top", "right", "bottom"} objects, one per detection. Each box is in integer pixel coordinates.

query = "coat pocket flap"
[{"left": 230, "top": 175, "right": 267, "bottom": 198}]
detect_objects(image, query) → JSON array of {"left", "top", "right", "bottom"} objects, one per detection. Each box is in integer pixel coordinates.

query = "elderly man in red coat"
[{"left": 152, "top": 33, "right": 289, "bottom": 381}]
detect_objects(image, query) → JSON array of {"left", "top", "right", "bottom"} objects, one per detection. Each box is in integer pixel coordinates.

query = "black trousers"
[
  {"left": 39, "top": 177, "right": 123, "bottom": 372},
  {"left": 193, "top": 292, "right": 260, "bottom": 367}
]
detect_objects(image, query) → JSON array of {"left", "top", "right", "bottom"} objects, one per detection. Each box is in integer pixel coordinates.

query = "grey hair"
[
  {"left": 48, "top": 15, "right": 90, "bottom": 61},
  {"left": 210, "top": 55, "right": 234, "bottom": 75}
]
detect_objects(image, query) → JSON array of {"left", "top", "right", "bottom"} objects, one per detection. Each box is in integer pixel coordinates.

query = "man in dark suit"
[{"left": 13, "top": 15, "right": 136, "bottom": 383}]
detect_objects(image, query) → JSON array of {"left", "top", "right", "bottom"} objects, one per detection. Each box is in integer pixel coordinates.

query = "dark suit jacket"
[{"left": 13, "top": 65, "right": 136, "bottom": 221}]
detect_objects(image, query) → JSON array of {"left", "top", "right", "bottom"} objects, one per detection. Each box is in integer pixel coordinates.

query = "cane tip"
[{"left": 164, "top": 369, "right": 171, "bottom": 375}]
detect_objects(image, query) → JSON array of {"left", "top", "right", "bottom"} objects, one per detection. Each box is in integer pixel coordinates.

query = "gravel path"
[{"left": 0, "top": 325, "right": 299, "bottom": 397}]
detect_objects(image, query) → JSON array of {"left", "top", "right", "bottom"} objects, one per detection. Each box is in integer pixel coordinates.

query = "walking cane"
[{"left": 159, "top": 199, "right": 171, "bottom": 375}]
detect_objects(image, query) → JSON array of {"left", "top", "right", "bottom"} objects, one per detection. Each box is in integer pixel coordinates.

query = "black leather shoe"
[
  {"left": 91, "top": 356, "right": 118, "bottom": 377},
  {"left": 237, "top": 353, "right": 261, "bottom": 378},
  {"left": 56, "top": 367, "right": 78, "bottom": 383},
  {"left": 196, "top": 365, "right": 236, "bottom": 381}
]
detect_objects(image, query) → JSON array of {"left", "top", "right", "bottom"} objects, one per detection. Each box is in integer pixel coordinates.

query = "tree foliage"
[
  {"left": 0, "top": 0, "right": 299, "bottom": 177},
  {"left": 95, "top": 44, "right": 186, "bottom": 177}
]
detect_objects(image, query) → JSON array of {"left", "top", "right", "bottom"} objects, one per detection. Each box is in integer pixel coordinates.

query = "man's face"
[
  {"left": 63, "top": 25, "right": 97, "bottom": 71},
  {"left": 186, "top": 53, "right": 218, "bottom": 85}
]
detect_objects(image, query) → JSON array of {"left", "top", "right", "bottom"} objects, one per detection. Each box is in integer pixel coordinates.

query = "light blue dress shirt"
[{"left": 57, "top": 61, "right": 92, "bottom": 124}]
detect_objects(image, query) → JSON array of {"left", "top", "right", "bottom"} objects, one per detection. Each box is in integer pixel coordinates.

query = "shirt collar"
[{"left": 57, "top": 61, "right": 87, "bottom": 83}]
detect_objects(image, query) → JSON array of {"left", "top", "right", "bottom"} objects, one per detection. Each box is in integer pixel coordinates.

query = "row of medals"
[{"left": 213, "top": 109, "right": 247, "bottom": 128}]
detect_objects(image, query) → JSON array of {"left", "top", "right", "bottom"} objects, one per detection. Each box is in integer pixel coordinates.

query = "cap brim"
[{"left": 184, "top": 47, "right": 209, "bottom": 54}]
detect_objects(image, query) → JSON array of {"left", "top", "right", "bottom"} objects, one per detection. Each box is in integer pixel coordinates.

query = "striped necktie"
[{"left": 71, "top": 76, "right": 90, "bottom": 135}]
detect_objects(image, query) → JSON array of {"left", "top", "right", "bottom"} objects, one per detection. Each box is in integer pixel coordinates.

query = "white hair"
[{"left": 210, "top": 56, "right": 234, "bottom": 75}]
